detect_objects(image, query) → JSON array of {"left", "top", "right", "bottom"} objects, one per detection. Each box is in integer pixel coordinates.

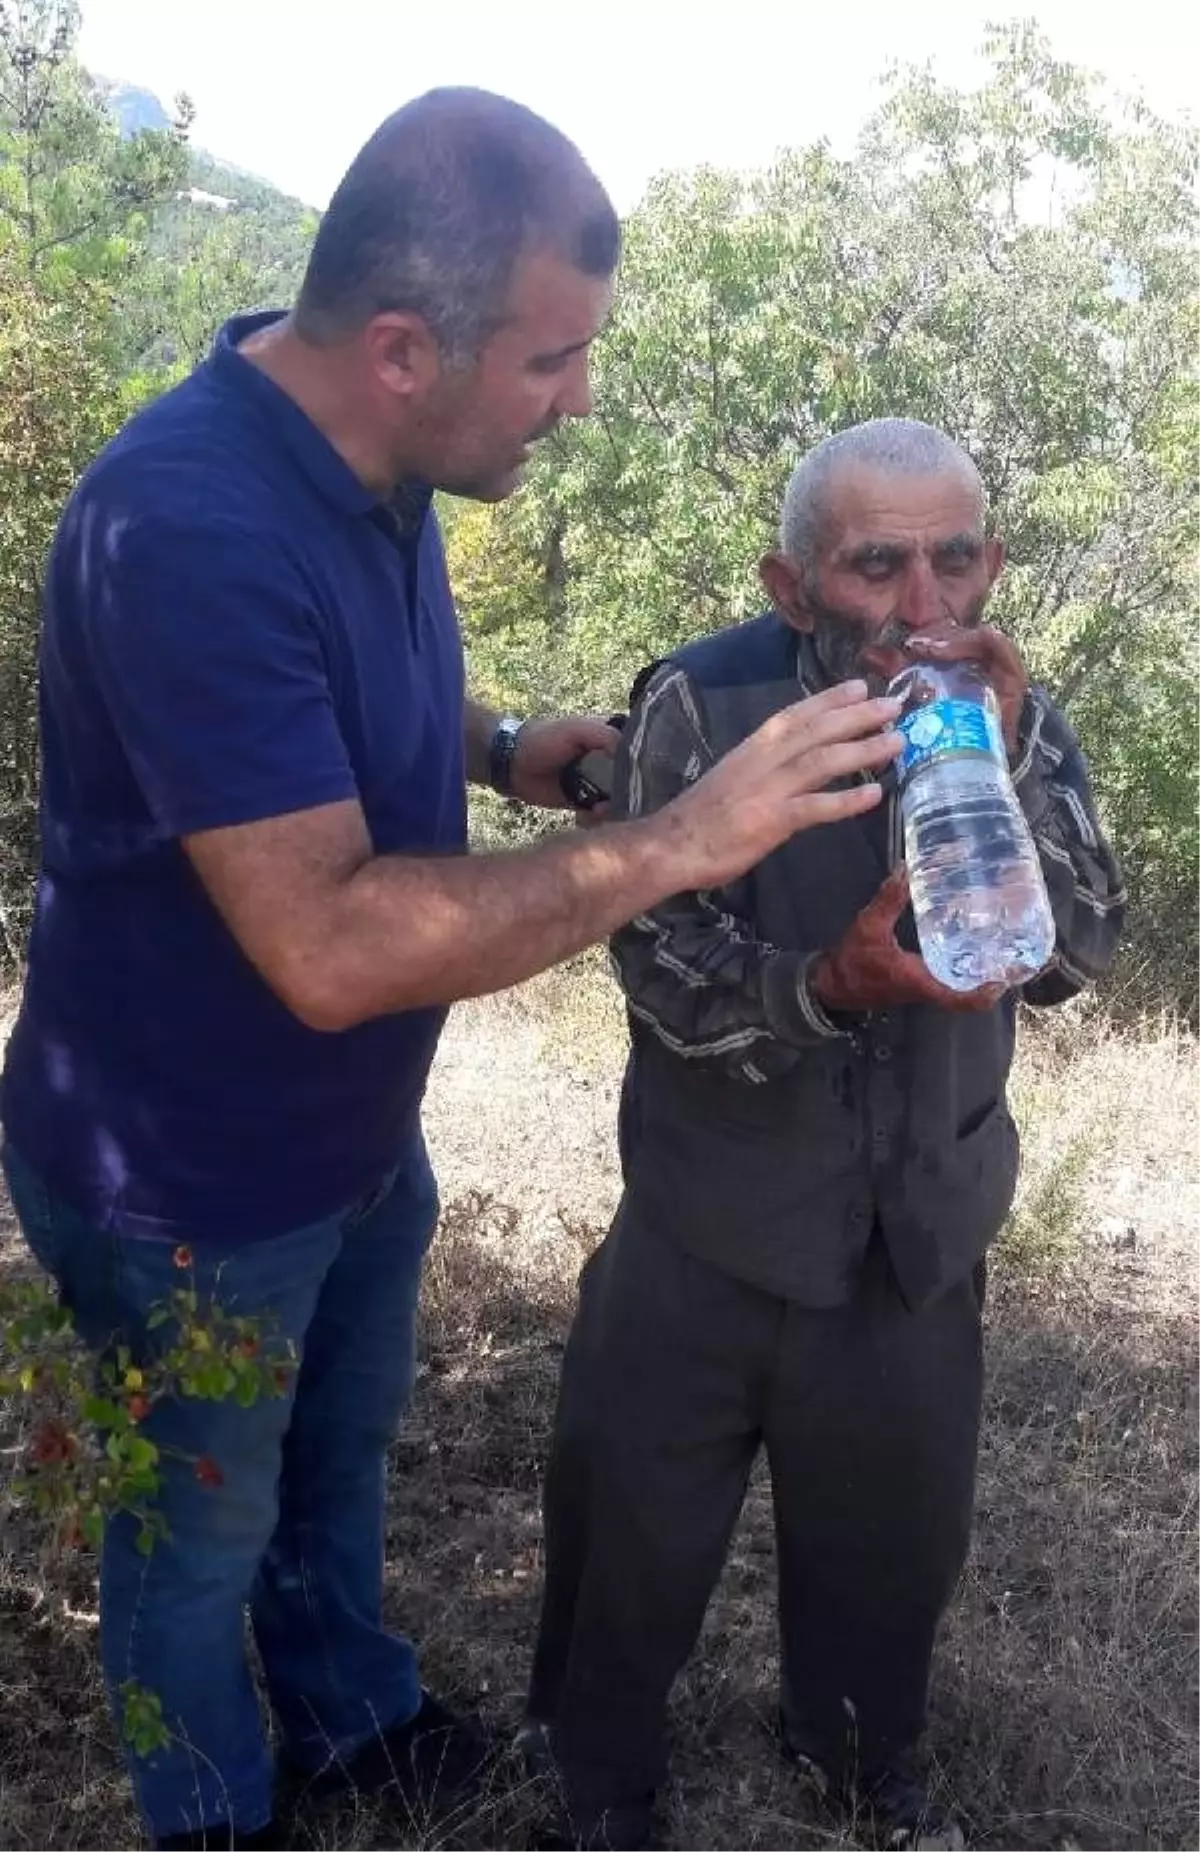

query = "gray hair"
[
  {"left": 295, "top": 88, "right": 620, "bottom": 364},
  {"left": 780, "top": 419, "right": 986, "bottom": 567}
]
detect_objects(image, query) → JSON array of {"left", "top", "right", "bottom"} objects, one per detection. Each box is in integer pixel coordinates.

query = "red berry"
[
  {"left": 172, "top": 1244, "right": 193, "bottom": 1270},
  {"left": 237, "top": 1336, "right": 259, "bottom": 1358},
  {"left": 127, "top": 1394, "right": 150, "bottom": 1423},
  {"left": 193, "top": 1455, "right": 224, "bottom": 1488},
  {"left": 29, "top": 1418, "right": 75, "bottom": 1465}
]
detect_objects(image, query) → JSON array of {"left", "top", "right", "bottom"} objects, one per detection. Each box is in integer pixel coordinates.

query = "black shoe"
[
  {"left": 295, "top": 1687, "right": 490, "bottom": 1822},
  {"left": 515, "top": 1715, "right": 556, "bottom": 1781},
  {"left": 515, "top": 1720, "right": 662, "bottom": 1849},
  {"left": 851, "top": 1763, "right": 966, "bottom": 1850},
  {"left": 155, "top": 1822, "right": 283, "bottom": 1851},
  {"left": 777, "top": 1718, "right": 963, "bottom": 1851}
]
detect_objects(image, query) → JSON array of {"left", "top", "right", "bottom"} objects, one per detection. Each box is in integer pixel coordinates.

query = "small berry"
[
  {"left": 127, "top": 1394, "right": 150, "bottom": 1423},
  {"left": 193, "top": 1455, "right": 224, "bottom": 1488},
  {"left": 172, "top": 1245, "right": 193, "bottom": 1270},
  {"left": 28, "top": 1418, "right": 76, "bottom": 1465}
]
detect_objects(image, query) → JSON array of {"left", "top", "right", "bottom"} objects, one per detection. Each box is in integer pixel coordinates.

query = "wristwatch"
[{"left": 488, "top": 715, "right": 526, "bottom": 796}]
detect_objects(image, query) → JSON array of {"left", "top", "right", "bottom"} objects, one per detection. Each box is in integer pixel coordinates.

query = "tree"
[
  {"left": 0, "top": 0, "right": 190, "bottom": 282},
  {"left": 126, "top": 185, "right": 317, "bottom": 374},
  {"left": 449, "top": 23, "right": 1198, "bottom": 1005},
  {"left": 0, "top": 253, "right": 135, "bottom": 960}
]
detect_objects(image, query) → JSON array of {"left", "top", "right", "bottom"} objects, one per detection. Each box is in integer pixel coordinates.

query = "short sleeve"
[{"left": 84, "top": 517, "right": 359, "bottom": 837}]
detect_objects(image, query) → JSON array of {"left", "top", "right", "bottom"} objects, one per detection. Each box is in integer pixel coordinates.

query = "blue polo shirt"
[{"left": 0, "top": 311, "right": 467, "bottom": 1239}]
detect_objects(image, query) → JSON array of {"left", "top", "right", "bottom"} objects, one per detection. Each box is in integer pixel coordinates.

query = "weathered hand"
[
  {"left": 510, "top": 715, "right": 621, "bottom": 810},
  {"left": 810, "top": 867, "right": 1007, "bottom": 1014},
  {"left": 903, "top": 624, "right": 1029, "bottom": 752}
]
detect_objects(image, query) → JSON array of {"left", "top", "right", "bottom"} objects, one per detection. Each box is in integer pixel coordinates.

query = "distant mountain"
[
  {"left": 93, "top": 78, "right": 173, "bottom": 138},
  {"left": 90, "top": 75, "right": 318, "bottom": 367},
  {"left": 94, "top": 76, "right": 311, "bottom": 212}
]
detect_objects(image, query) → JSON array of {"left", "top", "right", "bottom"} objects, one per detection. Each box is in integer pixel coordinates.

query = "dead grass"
[{"left": 0, "top": 978, "right": 1196, "bottom": 1850}]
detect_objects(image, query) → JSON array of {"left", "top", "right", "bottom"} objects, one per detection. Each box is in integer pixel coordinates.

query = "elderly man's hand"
[
  {"left": 903, "top": 624, "right": 1029, "bottom": 753},
  {"left": 810, "top": 868, "right": 1007, "bottom": 1016}
]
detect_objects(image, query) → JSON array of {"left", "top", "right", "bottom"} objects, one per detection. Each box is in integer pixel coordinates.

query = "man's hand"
[
  {"left": 810, "top": 868, "right": 1006, "bottom": 1015},
  {"left": 904, "top": 625, "right": 1029, "bottom": 752},
  {"left": 511, "top": 715, "right": 621, "bottom": 810},
  {"left": 658, "top": 681, "right": 905, "bottom": 892}
]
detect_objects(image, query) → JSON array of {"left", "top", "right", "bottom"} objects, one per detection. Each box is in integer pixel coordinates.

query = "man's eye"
[{"left": 859, "top": 558, "right": 895, "bottom": 581}]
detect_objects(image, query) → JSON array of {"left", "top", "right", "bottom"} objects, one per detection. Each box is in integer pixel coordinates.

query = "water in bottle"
[{"left": 889, "top": 658, "right": 1055, "bottom": 991}]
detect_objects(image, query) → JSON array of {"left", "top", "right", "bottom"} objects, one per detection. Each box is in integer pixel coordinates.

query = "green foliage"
[
  {"left": 120, "top": 1680, "right": 171, "bottom": 1758},
  {"left": 2, "top": 1247, "right": 295, "bottom": 1763},
  {"left": 125, "top": 150, "right": 316, "bottom": 373},
  {"left": 0, "top": 251, "right": 138, "bottom": 956},
  {"left": 0, "top": 1252, "right": 296, "bottom": 1564},
  {"left": 0, "top": 1, "right": 190, "bottom": 287},
  {"left": 450, "top": 23, "right": 1197, "bottom": 1006}
]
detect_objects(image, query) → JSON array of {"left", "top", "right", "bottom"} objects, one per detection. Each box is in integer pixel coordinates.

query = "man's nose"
[
  {"left": 896, "top": 560, "right": 945, "bottom": 632},
  {"left": 555, "top": 352, "right": 594, "bottom": 421}
]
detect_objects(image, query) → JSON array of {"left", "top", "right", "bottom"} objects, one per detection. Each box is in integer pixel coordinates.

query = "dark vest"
[{"left": 621, "top": 614, "right": 1020, "bottom": 1312}]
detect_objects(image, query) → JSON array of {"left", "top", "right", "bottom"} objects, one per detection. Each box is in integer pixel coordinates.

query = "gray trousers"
[{"left": 528, "top": 1199, "right": 985, "bottom": 1821}]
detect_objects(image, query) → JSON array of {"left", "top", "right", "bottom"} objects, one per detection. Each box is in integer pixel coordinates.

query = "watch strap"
[{"left": 488, "top": 716, "right": 525, "bottom": 795}]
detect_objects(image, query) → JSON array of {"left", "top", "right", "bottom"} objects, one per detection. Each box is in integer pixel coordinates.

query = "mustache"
[
  {"left": 870, "top": 616, "right": 912, "bottom": 655},
  {"left": 808, "top": 598, "right": 988, "bottom": 692}
]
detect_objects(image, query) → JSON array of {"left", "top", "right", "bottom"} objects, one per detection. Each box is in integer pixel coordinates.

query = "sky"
[{"left": 77, "top": 0, "right": 1194, "bottom": 211}]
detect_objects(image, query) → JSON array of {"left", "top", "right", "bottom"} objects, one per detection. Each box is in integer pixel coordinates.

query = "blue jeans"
[{"left": 2, "top": 1136, "right": 438, "bottom": 1840}]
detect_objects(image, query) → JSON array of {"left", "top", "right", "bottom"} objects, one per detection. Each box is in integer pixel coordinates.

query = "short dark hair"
[{"left": 294, "top": 87, "right": 620, "bottom": 362}]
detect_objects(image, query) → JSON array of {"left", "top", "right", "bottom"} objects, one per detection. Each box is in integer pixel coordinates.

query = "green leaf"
[{"left": 126, "top": 1435, "right": 159, "bottom": 1474}]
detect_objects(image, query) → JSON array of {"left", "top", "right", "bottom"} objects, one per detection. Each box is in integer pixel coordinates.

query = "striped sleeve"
[
  {"left": 1011, "top": 688, "right": 1127, "bottom": 1006},
  {"left": 609, "top": 664, "right": 847, "bottom": 1084}
]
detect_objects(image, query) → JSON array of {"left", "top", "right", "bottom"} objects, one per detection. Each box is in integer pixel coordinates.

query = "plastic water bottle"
[{"left": 889, "top": 659, "right": 1055, "bottom": 991}]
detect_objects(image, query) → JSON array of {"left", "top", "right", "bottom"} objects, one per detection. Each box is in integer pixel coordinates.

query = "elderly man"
[
  {"left": 0, "top": 94, "right": 904, "bottom": 1851},
  {"left": 526, "top": 419, "right": 1125, "bottom": 1850}
]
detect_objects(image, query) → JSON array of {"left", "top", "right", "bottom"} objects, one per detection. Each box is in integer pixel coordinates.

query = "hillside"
[
  {"left": 93, "top": 75, "right": 317, "bottom": 362},
  {"left": 96, "top": 76, "right": 311, "bottom": 208}
]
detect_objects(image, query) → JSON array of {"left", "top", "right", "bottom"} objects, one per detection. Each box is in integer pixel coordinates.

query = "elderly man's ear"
[{"left": 759, "top": 551, "right": 814, "bottom": 632}]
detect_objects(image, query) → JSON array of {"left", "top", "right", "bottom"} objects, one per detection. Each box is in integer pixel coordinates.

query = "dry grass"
[{"left": 0, "top": 976, "right": 1196, "bottom": 1850}]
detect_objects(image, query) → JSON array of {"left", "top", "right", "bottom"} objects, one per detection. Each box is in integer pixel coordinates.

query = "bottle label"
[{"left": 896, "top": 696, "right": 1004, "bottom": 787}]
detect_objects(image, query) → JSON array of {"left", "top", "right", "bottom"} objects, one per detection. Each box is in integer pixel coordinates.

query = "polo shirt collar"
[{"left": 208, "top": 311, "right": 434, "bottom": 531}]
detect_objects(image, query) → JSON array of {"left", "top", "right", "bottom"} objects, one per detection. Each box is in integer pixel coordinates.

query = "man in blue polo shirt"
[{"left": 0, "top": 89, "right": 903, "bottom": 1850}]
